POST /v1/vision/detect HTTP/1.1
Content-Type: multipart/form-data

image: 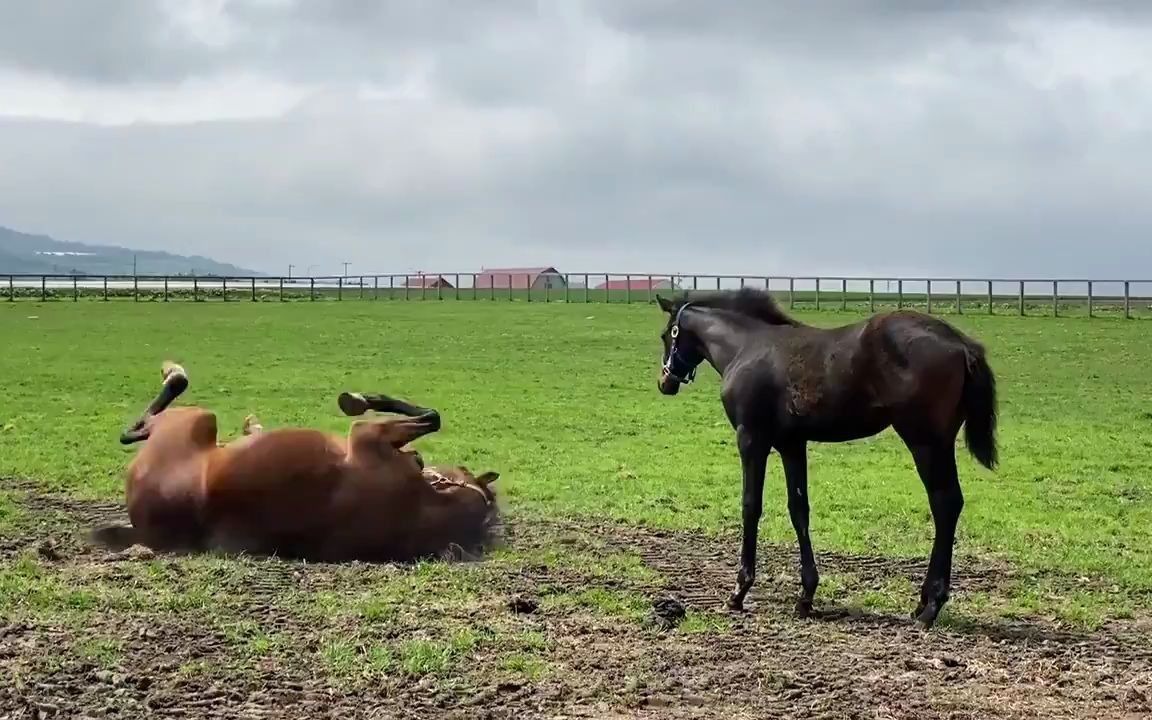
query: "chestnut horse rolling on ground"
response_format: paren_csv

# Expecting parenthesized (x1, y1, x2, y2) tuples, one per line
(92, 362, 500, 563)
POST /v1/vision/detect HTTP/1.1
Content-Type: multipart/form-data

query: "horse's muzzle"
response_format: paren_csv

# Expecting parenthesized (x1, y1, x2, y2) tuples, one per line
(658, 369, 681, 396)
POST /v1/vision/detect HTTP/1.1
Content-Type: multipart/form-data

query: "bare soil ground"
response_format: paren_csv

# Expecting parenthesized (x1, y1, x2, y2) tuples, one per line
(2, 481, 1150, 720)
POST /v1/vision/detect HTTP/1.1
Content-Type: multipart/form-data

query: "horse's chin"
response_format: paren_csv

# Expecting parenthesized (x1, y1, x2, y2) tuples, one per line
(658, 376, 681, 396)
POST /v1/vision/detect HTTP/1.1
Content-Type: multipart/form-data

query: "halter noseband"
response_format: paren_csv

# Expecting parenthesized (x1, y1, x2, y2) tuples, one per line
(662, 302, 699, 384)
(423, 468, 492, 506)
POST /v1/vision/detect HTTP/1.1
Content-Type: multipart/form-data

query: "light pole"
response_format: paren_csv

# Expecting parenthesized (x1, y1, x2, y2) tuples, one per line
(342, 262, 351, 277)
(288, 264, 295, 278)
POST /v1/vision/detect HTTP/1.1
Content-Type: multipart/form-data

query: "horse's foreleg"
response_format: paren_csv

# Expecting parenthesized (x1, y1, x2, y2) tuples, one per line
(906, 440, 964, 630)
(338, 392, 436, 420)
(779, 442, 819, 617)
(120, 362, 190, 444)
(727, 424, 771, 611)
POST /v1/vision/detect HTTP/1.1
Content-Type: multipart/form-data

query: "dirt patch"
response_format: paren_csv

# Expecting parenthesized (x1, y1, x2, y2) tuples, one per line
(2, 484, 1150, 719)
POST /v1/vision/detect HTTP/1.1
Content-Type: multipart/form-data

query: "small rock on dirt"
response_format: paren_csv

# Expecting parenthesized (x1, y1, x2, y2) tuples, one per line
(651, 597, 687, 629)
(37, 541, 62, 561)
(507, 595, 538, 614)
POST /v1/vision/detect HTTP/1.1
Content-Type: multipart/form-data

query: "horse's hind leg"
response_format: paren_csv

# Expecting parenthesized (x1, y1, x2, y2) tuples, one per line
(120, 361, 190, 444)
(900, 434, 964, 630)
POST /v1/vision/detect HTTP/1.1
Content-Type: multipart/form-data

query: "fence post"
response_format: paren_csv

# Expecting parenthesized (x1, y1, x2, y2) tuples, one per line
(1124, 281, 1131, 319)
(897, 279, 903, 309)
(422, 277, 427, 301)
(607, 274, 612, 303)
(525, 274, 530, 302)
(1087, 281, 1093, 317)
(625, 274, 631, 304)
(509, 275, 514, 302)
(648, 275, 654, 304)
(815, 279, 821, 311)
(926, 280, 932, 314)
(310, 278, 315, 301)
(841, 278, 847, 311)
(584, 274, 590, 303)
(103, 276, 108, 301)
(789, 277, 795, 308)
(693, 275, 699, 292)
(41, 275, 47, 302)
(436, 277, 442, 301)
(987, 281, 993, 315)
(869, 279, 875, 312)
(252, 277, 257, 302)
(223, 277, 228, 302)
(133, 276, 139, 302)
(564, 275, 570, 303)
(1052, 280, 1058, 317)
(73, 276, 78, 302)
(193, 277, 199, 302)
(164, 276, 169, 302)
(455, 274, 460, 301)
(1018, 281, 1025, 316)
(954, 280, 961, 314)
(7, 275, 12, 301)
(280, 277, 285, 302)
(391, 275, 396, 300)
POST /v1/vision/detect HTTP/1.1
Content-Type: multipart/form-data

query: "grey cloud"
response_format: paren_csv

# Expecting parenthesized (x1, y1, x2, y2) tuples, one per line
(0, 1, 232, 82)
(1, 1, 1151, 278)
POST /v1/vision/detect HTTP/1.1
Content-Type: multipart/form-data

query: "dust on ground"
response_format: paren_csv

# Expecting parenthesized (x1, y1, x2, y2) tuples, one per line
(1, 480, 1149, 720)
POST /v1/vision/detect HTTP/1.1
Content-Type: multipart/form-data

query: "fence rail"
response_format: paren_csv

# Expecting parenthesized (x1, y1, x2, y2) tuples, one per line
(3, 273, 1151, 319)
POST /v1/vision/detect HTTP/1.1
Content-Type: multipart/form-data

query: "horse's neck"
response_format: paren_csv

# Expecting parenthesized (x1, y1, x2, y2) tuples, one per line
(418, 489, 485, 537)
(692, 310, 758, 375)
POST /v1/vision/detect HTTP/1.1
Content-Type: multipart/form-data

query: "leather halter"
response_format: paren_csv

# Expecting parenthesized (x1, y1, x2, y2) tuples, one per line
(662, 302, 700, 384)
(423, 468, 492, 505)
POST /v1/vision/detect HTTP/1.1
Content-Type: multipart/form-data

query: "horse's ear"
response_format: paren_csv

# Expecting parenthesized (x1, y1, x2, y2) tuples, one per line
(476, 471, 499, 486)
(656, 295, 675, 313)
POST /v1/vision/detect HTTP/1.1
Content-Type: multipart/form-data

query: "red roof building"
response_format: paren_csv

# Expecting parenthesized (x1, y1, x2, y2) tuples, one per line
(403, 274, 455, 288)
(474, 267, 566, 290)
(595, 277, 675, 291)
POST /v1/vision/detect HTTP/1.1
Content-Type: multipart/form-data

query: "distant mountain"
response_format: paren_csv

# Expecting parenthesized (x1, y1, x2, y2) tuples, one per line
(0, 225, 264, 276)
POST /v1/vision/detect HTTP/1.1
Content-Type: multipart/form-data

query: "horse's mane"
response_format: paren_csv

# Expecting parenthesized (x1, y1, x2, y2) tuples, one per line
(674, 287, 804, 327)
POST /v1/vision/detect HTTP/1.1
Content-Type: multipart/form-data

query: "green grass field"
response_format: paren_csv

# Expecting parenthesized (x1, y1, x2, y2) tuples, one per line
(2, 300, 1151, 716)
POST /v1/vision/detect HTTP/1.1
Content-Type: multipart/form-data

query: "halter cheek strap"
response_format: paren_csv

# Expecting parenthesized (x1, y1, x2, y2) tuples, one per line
(424, 469, 492, 505)
(663, 302, 699, 384)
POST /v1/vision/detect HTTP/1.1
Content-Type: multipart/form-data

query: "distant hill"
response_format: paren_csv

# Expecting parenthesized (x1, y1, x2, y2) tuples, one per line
(0, 225, 264, 276)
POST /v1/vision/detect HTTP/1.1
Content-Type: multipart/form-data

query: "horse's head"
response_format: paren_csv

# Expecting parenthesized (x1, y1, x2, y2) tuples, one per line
(656, 294, 705, 396)
(423, 465, 500, 508)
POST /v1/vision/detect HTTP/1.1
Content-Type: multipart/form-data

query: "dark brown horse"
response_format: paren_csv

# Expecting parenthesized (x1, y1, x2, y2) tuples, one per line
(93, 362, 501, 563)
(655, 288, 998, 629)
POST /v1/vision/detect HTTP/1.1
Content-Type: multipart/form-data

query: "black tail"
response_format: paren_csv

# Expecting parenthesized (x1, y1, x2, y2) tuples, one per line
(961, 340, 998, 470)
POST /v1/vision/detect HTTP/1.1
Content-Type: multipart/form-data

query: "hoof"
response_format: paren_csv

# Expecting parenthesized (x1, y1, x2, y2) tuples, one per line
(337, 392, 370, 417)
(794, 599, 814, 619)
(242, 414, 263, 435)
(726, 595, 746, 612)
(913, 602, 940, 631)
(161, 361, 186, 382)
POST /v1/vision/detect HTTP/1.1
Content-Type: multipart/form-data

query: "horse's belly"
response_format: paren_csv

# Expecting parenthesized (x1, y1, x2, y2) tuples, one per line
(783, 407, 891, 443)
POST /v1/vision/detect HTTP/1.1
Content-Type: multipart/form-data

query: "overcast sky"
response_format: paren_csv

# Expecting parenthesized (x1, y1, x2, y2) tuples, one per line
(1, 1, 1151, 278)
